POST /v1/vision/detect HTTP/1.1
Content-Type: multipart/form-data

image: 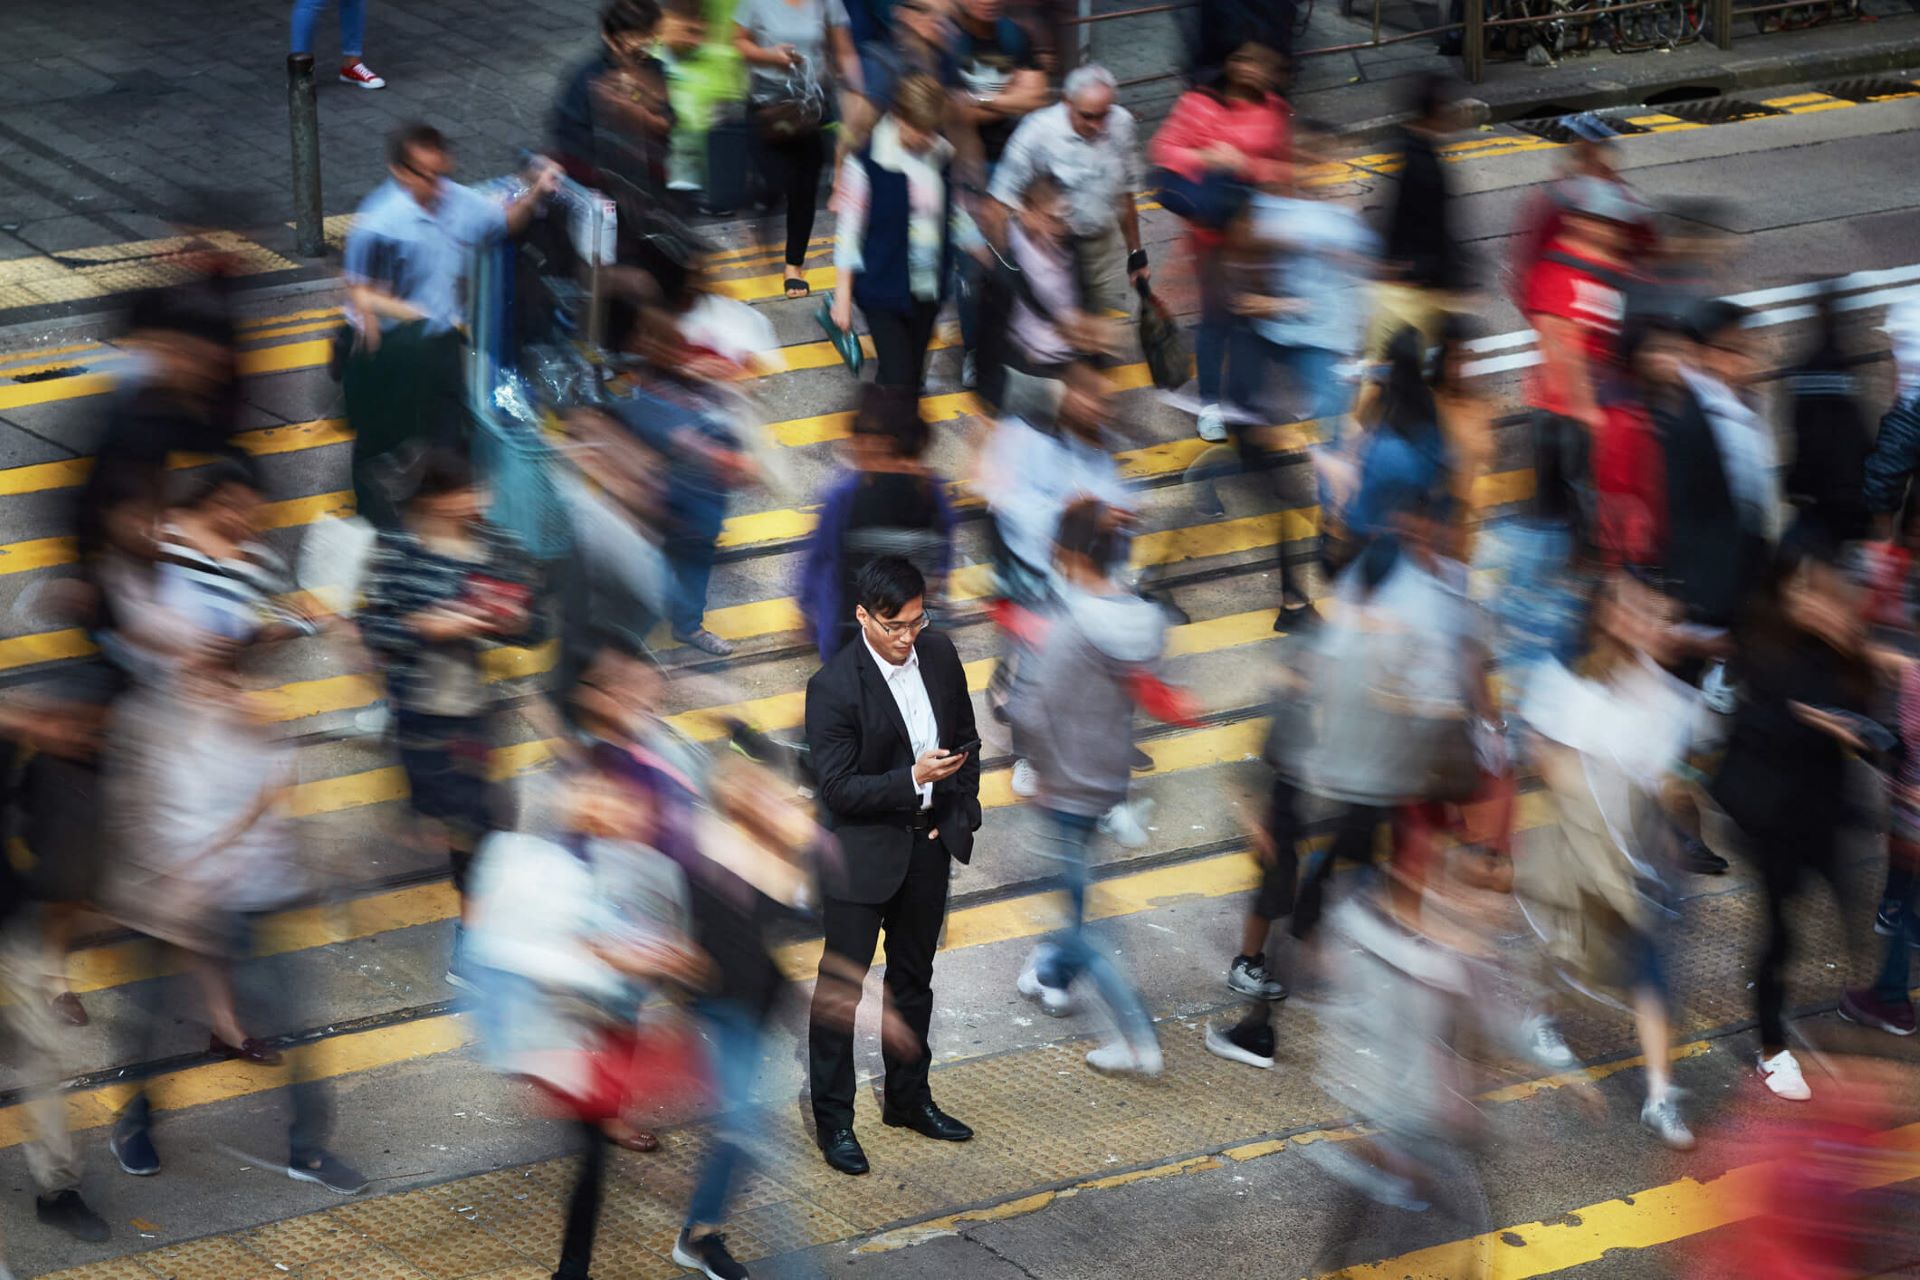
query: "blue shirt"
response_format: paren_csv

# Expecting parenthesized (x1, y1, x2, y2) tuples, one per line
(1251, 193, 1376, 355)
(344, 178, 509, 333)
(1348, 422, 1451, 539)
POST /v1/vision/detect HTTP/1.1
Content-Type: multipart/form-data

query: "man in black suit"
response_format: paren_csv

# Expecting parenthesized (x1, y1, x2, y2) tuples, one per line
(805, 556, 981, 1175)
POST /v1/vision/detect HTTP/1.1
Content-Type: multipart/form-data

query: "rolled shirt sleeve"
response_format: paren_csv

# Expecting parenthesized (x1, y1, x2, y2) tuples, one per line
(832, 154, 871, 274)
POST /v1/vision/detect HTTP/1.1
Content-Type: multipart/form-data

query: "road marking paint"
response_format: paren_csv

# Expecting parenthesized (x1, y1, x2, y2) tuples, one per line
(0, 800, 1573, 1145)
(1331, 1122, 1920, 1279)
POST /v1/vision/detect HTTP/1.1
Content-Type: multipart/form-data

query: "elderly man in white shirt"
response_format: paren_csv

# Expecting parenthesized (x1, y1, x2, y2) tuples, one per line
(989, 63, 1151, 320)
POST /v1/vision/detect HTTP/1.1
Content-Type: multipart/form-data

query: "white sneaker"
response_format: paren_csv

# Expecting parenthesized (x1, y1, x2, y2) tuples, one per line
(1196, 404, 1228, 443)
(1204, 1022, 1274, 1070)
(1086, 1039, 1163, 1076)
(1640, 1093, 1694, 1150)
(1757, 1049, 1811, 1100)
(1010, 758, 1039, 799)
(1098, 798, 1154, 849)
(1016, 959, 1074, 1016)
(1523, 1013, 1577, 1071)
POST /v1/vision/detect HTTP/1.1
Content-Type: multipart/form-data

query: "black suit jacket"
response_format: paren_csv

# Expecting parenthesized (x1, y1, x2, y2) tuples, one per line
(1658, 382, 1765, 629)
(804, 629, 981, 905)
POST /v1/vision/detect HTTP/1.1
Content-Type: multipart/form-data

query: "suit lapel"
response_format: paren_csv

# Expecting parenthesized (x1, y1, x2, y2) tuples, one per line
(857, 644, 914, 757)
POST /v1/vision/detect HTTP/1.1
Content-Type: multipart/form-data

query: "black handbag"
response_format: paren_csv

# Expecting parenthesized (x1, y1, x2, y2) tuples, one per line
(1136, 278, 1191, 391)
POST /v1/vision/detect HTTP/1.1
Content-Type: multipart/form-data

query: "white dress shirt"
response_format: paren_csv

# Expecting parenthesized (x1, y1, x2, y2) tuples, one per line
(989, 101, 1144, 239)
(865, 634, 939, 810)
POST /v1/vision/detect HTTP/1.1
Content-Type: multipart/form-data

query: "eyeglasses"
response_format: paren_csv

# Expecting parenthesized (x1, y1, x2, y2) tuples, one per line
(869, 612, 931, 637)
(1072, 107, 1111, 126)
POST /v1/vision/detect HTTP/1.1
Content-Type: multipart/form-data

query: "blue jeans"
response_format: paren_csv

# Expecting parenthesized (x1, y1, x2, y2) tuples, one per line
(666, 491, 727, 637)
(1151, 169, 1249, 231)
(1195, 244, 1231, 406)
(1227, 334, 1349, 442)
(291, 0, 365, 57)
(684, 999, 766, 1230)
(1032, 809, 1156, 1047)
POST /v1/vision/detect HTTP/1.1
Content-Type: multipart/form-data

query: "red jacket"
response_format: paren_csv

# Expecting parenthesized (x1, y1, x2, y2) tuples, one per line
(1148, 89, 1290, 188)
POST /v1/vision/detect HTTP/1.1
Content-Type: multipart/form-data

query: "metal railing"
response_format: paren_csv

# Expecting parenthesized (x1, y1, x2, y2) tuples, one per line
(1068, 0, 1862, 87)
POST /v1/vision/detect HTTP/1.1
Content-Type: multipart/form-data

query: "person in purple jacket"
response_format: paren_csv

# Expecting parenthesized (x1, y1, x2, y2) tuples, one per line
(800, 384, 956, 664)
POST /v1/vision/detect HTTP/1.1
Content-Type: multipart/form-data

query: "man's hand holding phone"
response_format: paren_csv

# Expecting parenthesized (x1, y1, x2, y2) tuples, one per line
(912, 744, 970, 787)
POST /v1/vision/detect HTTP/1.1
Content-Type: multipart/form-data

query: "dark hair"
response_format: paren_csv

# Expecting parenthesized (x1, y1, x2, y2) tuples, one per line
(1054, 497, 1123, 573)
(125, 287, 234, 347)
(1430, 311, 1477, 394)
(1403, 72, 1457, 125)
(406, 444, 478, 504)
(1685, 299, 1749, 348)
(1377, 326, 1436, 439)
(170, 457, 260, 509)
(388, 123, 449, 170)
(852, 384, 929, 458)
(602, 0, 662, 37)
(853, 555, 925, 617)
(1618, 311, 1682, 375)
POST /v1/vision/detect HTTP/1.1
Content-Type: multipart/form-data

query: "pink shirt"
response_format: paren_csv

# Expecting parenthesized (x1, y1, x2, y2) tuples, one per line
(1148, 89, 1290, 187)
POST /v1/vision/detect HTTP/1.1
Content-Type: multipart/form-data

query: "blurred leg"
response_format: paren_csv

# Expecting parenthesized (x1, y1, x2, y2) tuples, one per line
(683, 1000, 765, 1233)
(554, 1119, 608, 1280)
(1195, 244, 1230, 407)
(866, 307, 913, 388)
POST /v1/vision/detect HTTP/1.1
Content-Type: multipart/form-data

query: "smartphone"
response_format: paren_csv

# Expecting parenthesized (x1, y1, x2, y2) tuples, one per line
(946, 737, 981, 758)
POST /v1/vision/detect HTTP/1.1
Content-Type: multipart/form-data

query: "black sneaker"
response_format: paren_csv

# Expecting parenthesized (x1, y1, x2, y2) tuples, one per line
(1204, 1018, 1275, 1069)
(1874, 899, 1902, 937)
(109, 1121, 159, 1176)
(288, 1151, 368, 1195)
(673, 1229, 750, 1279)
(36, 1189, 110, 1243)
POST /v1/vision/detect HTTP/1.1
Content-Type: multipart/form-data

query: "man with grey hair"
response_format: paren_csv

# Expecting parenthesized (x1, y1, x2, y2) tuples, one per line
(990, 63, 1150, 321)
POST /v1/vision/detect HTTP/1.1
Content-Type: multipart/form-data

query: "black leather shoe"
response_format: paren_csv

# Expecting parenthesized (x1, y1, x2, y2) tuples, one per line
(883, 1100, 973, 1142)
(819, 1127, 869, 1175)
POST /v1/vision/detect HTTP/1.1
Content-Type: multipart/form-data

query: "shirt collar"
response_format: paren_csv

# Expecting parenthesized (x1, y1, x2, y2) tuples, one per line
(863, 632, 919, 682)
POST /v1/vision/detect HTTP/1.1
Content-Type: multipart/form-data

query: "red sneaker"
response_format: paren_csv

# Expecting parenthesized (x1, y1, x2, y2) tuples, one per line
(1839, 987, 1917, 1036)
(339, 60, 386, 89)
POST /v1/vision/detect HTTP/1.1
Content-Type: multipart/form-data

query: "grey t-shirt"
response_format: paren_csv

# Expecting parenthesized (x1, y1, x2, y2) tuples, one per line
(736, 0, 849, 99)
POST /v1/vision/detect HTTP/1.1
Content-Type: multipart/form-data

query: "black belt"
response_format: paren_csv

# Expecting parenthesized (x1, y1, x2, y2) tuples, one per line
(904, 810, 935, 831)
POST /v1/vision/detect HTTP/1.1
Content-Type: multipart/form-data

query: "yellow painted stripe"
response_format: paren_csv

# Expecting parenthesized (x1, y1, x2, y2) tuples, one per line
(1334, 1124, 1920, 1279)
(0, 628, 94, 669)
(237, 307, 346, 331)
(0, 1013, 476, 1150)
(33, 606, 1290, 1006)
(0, 342, 104, 369)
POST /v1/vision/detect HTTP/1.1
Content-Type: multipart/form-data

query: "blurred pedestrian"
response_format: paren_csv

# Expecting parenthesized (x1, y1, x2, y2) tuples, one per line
(360, 446, 546, 964)
(800, 384, 956, 663)
(854, 0, 954, 125)
(735, 0, 860, 297)
(829, 72, 963, 392)
(805, 556, 980, 1175)
(1713, 527, 1875, 1101)
(549, 0, 674, 192)
(1369, 74, 1467, 365)
(342, 125, 558, 529)
(1519, 571, 1708, 1148)
(1148, 39, 1288, 444)
(977, 363, 1129, 732)
(0, 697, 111, 1245)
(1781, 284, 1872, 544)
(601, 306, 760, 656)
(1505, 116, 1651, 310)
(1841, 650, 1920, 1038)
(989, 170, 1119, 417)
(991, 64, 1150, 325)
(291, 0, 385, 88)
(103, 464, 365, 1195)
(1008, 498, 1169, 1075)
(464, 767, 708, 1280)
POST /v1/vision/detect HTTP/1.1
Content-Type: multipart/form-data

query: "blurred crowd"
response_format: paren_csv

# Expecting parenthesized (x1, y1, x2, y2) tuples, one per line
(5, 1, 1920, 1275)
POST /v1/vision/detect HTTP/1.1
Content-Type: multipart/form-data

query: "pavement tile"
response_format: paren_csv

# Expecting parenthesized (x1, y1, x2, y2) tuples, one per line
(241, 1212, 380, 1269)
(294, 1245, 435, 1280)
(136, 1235, 280, 1280)
(382, 1223, 535, 1279)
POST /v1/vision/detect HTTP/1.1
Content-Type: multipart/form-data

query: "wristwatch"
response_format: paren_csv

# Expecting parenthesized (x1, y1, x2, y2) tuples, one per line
(1127, 248, 1149, 273)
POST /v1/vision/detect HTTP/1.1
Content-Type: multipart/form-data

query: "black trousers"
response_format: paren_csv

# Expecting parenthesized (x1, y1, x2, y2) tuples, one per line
(761, 130, 827, 270)
(553, 1119, 607, 1280)
(1289, 803, 1385, 941)
(808, 827, 950, 1132)
(866, 300, 941, 392)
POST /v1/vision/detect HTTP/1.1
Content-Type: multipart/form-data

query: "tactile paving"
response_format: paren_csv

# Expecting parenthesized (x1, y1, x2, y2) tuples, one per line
(49, 863, 1889, 1280)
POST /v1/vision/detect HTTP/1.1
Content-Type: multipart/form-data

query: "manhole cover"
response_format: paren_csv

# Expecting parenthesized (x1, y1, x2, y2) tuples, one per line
(1648, 97, 1785, 124)
(1818, 76, 1920, 102)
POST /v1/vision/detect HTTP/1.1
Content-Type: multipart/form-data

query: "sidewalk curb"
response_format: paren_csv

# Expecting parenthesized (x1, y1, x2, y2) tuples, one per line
(1324, 32, 1920, 144)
